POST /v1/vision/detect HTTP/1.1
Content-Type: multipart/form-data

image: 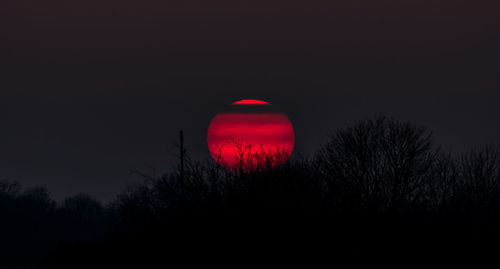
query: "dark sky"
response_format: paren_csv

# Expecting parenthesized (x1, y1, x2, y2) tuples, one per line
(1, 0, 499, 202)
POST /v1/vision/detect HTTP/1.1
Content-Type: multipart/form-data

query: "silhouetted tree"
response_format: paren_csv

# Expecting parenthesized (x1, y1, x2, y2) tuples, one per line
(459, 148, 500, 207)
(317, 117, 437, 213)
(4, 117, 500, 267)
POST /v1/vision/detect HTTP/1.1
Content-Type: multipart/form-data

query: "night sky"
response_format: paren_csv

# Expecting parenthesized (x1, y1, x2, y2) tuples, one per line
(1, 0, 499, 201)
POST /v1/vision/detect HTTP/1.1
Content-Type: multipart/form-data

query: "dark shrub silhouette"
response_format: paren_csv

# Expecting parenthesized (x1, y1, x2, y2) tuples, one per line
(2, 117, 500, 267)
(0, 184, 109, 268)
(458, 148, 500, 207)
(316, 117, 437, 213)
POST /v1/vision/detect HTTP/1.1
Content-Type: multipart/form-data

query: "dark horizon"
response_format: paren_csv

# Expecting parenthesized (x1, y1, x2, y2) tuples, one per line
(3, 117, 500, 268)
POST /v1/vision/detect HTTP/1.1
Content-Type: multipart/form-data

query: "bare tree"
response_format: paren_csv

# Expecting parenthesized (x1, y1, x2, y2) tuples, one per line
(454, 147, 500, 209)
(317, 117, 437, 213)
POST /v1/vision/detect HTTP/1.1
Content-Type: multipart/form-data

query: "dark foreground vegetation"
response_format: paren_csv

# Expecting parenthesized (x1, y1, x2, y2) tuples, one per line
(2, 117, 500, 267)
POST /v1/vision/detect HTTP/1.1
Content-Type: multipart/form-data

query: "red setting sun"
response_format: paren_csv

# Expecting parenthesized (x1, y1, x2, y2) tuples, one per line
(207, 100, 294, 170)
(232, 99, 271, 105)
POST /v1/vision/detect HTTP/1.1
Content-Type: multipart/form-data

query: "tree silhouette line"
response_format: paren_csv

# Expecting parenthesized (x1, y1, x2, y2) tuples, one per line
(2, 117, 500, 267)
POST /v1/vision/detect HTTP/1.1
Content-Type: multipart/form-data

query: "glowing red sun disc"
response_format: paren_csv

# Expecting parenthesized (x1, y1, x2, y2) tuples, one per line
(207, 100, 294, 170)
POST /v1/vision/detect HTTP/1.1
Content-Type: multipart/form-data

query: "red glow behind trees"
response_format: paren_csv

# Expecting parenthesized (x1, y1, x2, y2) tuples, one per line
(207, 101, 294, 170)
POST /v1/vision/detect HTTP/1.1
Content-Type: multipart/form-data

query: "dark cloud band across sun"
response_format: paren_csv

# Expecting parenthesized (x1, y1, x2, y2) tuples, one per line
(207, 100, 294, 169)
